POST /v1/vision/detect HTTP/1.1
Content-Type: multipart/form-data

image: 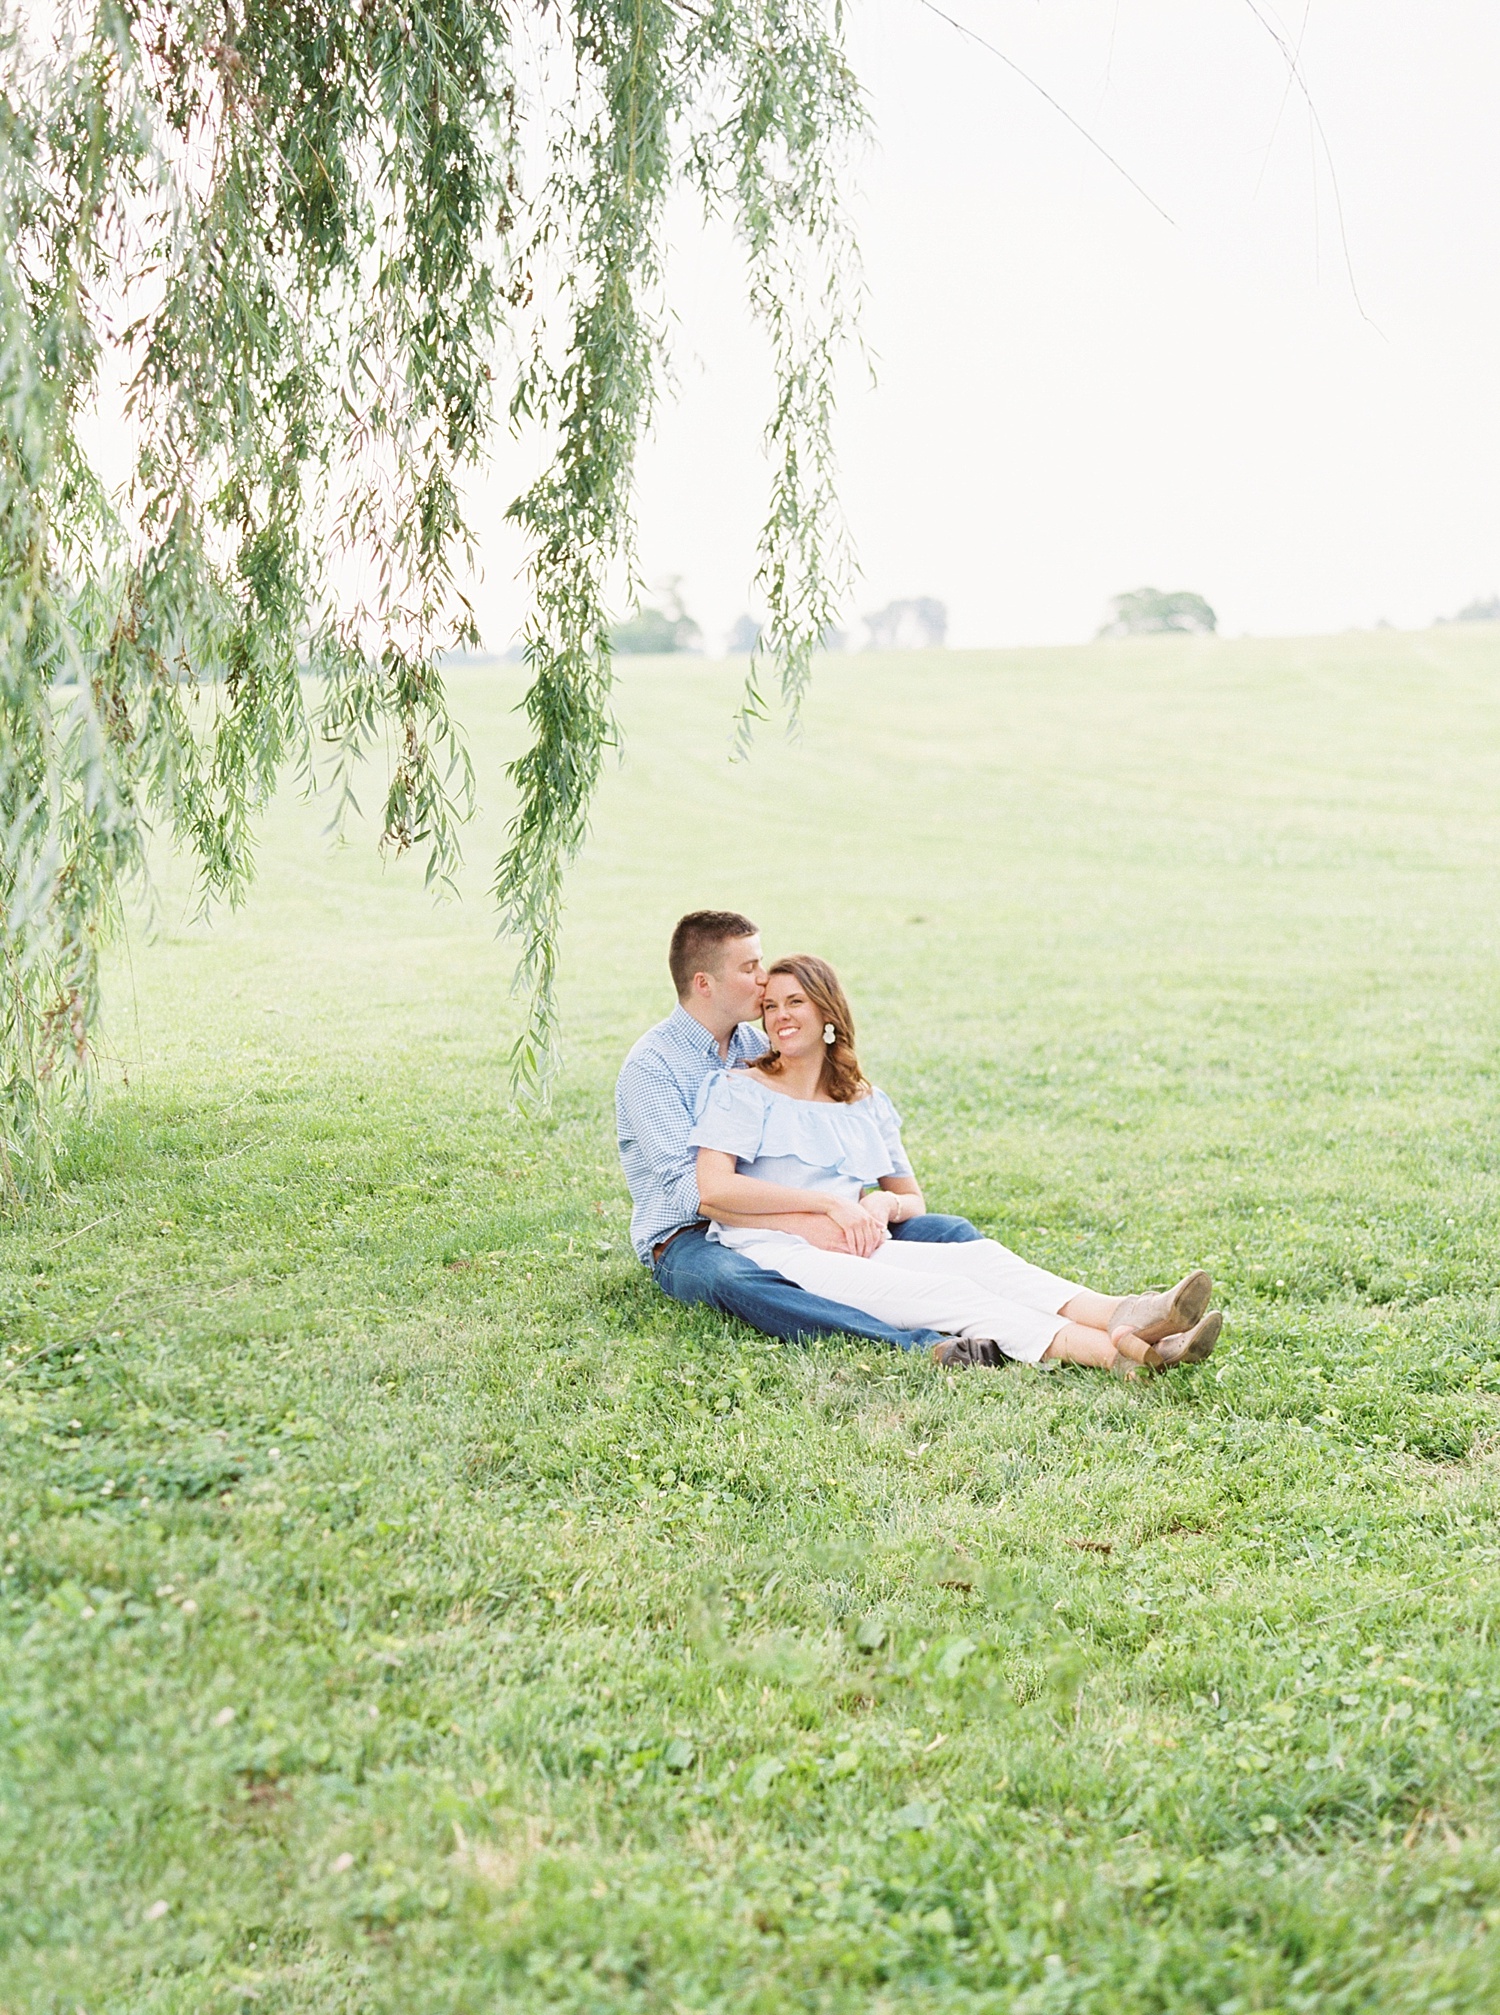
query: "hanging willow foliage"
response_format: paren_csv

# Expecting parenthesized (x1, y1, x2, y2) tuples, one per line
(0, 0, 861, 1189)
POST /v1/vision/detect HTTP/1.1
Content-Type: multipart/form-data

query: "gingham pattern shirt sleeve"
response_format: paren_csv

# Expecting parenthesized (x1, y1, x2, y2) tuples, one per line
(615, 1006, 768, 1262)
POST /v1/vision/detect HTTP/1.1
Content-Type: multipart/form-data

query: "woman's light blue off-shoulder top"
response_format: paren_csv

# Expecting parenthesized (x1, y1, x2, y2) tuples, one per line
(687, 1068, 913, 1251)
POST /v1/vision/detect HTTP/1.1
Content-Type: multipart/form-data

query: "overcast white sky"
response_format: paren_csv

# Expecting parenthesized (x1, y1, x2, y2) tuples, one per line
(463, 0, 1500, 652)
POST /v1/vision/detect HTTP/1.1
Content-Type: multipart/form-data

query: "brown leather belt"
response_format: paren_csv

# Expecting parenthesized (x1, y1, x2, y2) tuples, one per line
(652, 1223, 699, 1263)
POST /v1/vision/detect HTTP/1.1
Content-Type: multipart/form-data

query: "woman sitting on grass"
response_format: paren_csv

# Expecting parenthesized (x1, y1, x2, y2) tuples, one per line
(690, 955, 1222, 1375)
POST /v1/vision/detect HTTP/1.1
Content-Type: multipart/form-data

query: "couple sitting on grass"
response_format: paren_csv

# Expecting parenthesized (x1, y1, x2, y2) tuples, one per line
(617, 910, 1222, 1376)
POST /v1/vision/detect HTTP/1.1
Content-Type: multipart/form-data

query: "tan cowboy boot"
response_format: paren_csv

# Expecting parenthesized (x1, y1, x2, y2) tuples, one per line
(1108, 1270, 1212, 1347)
(1150, 1310, 1222, 1369)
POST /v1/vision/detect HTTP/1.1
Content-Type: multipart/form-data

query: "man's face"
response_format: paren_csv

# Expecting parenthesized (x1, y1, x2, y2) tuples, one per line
(702, 934, 766, 1024)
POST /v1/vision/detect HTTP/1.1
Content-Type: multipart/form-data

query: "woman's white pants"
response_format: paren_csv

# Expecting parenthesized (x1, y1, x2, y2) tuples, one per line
(735, 1235, 1084, 1362)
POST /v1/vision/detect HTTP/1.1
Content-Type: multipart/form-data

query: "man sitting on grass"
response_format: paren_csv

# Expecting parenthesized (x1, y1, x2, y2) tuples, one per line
(615, 909, 982, 1347)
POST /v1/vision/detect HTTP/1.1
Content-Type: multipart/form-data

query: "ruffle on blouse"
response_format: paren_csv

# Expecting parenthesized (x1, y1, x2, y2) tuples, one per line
(689, 1069, 912, 1182)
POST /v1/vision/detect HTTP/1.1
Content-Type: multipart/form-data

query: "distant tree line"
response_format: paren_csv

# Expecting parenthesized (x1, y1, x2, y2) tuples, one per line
(610, 581, 703, 655)
(653, 578, 1499, 658)
(727, 597, 947, 653)
(863, 597, 947, 649)
(1442, 595, 1500, 624)
(1099, 587, 1218, 637)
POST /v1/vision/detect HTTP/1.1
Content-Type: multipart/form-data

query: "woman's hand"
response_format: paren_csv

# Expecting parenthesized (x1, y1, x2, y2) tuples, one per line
(860, 1189, 902, 1230)
(825, 1197, 889, 1257)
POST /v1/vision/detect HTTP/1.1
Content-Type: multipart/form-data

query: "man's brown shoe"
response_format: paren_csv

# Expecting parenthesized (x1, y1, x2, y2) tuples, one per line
(932, 1336, 1003, 1369)
(1108, 1270, 1212, 1346)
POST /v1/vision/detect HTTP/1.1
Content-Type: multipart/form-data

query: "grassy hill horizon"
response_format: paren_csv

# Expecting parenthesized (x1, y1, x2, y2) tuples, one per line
(444, 612, 1500, 670)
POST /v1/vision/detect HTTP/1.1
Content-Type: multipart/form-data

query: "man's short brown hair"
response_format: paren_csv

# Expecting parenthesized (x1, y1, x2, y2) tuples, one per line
(669, 910, 758, 999)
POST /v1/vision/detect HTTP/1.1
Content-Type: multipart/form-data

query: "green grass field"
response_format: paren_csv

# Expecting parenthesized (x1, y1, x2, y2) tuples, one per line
(6, 627, 1500, 2013)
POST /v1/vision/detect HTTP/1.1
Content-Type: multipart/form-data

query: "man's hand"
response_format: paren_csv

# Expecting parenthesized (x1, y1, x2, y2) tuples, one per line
(825, 1197, 889, 1258)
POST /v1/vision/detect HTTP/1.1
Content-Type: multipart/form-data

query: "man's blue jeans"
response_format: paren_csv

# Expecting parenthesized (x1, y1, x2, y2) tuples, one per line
(650, 1215, 983, 1351)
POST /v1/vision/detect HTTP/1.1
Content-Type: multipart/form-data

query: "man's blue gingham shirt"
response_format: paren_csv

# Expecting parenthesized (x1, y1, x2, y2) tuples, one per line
(617, 1005, 769, 1262)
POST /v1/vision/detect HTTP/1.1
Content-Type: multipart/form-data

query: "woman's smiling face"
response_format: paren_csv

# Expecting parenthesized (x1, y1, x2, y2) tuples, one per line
(762, 972, 822, 1058)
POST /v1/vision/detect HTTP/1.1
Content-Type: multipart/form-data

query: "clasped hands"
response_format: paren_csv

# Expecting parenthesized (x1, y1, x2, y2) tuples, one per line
(824, 1190, 899, 1258)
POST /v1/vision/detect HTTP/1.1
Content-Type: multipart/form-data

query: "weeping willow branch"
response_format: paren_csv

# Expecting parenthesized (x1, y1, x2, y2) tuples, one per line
(496, 0, 863, 1083)
(0, 0, 862, 1183)
(494, 0, 675, 1091)
(718, 4, 863, 752)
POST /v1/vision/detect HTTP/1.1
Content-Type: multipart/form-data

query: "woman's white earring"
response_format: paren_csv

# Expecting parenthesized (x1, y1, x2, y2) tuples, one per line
(823, 1022, 836, 1046)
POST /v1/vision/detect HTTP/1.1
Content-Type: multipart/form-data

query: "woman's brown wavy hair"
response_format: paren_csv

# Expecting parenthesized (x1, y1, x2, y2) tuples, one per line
(750, 954, 870, 1104)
